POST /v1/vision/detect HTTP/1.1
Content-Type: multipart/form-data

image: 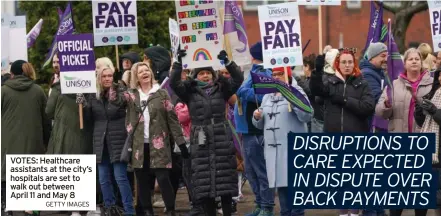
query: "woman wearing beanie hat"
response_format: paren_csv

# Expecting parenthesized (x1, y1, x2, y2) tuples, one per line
(2, 60, 51, 216)
(170, 49, 244, 216)
(252, 66, 311, 216)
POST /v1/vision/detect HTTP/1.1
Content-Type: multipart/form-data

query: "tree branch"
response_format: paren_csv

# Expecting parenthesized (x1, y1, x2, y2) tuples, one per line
(406, 1, 428, 16)
(375, 1, 397, 14)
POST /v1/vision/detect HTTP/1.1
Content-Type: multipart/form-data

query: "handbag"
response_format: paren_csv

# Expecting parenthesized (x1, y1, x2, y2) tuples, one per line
(120, 101, 148, 163)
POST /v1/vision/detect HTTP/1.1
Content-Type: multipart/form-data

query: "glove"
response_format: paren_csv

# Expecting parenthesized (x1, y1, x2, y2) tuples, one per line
(177, 46, 187, 63)
(76, 93, 86, 104)
(330, 94, 347, 105)
(179, 144, 190, 159)
(314, 54, 326, 74)
(421, 99, 437, 115)
(217, 50, 229, 65)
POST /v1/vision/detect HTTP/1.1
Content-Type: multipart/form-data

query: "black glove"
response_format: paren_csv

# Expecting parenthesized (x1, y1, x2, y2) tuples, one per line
(421, 99, 437, 115)
(179, 144, 190, 159)
(314, 54, 326, 73)
(217, 50, 229, 65)
(76, 93, 86, 104)
(177, 46, 187, 63)
(330, 94, 347, 105)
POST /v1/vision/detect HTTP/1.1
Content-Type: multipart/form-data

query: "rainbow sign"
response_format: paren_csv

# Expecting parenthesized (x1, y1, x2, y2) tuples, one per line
(193, 48, 213, 61)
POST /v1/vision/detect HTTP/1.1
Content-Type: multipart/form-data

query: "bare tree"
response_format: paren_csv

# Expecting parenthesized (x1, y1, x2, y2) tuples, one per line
(376, 1, 428, 53)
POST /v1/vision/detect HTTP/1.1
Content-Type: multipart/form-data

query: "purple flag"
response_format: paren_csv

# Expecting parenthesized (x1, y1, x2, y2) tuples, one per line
(251, 73, 312, 113)
(160, 77, 175, 98)
(57, 7, 63, 21)
(27, 19, 43, 48)
(385, 19, 404, 101)
(223, 0, 248, 53)
(43, 2, 75, 68)
(363, 1, 384, 59)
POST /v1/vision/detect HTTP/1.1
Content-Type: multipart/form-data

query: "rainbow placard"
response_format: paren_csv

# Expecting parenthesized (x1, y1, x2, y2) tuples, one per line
(175, 0, 224, 69)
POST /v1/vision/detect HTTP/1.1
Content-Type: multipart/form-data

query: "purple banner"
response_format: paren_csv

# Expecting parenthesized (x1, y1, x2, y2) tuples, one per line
(363, 1, 383, 55)
(224, 0, 248, 53)
(57, 34, 96, 72)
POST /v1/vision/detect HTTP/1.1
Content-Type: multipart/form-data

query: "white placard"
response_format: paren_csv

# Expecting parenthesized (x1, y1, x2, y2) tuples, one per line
(428, 0, 441, 52)
(2, 14, 10, 72)
(175, 0, 224, 69)
(169, 18, 180, 62)
(6, 155, 96, 211)
(92, 0, 138, 46)
(258, 2, 303, 68)
(9, 16, 27, 62)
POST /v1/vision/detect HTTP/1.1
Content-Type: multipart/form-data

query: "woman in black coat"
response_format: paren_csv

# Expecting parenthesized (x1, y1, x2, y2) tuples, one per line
(170, 50, 244, 216)
(80, 58, 134, 216)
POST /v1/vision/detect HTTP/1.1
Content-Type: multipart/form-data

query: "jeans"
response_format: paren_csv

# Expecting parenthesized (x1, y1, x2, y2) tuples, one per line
(98, 148, 134, 215)
(278, 187, 304, 216)
(311, 118, 324, 133)
(363, 209, 385, 216)
(242, 134, 275, 208)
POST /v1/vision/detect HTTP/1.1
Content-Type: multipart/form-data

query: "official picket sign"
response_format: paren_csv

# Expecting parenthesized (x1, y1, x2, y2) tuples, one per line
(92, 0, 138, 46)
(258, 2, 303, 68)
(56, 34, 97, 94)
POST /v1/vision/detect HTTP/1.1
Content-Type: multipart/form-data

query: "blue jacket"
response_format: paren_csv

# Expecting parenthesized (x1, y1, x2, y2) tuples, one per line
(360, 59, 388, 130)
(234, 64, 272, 134)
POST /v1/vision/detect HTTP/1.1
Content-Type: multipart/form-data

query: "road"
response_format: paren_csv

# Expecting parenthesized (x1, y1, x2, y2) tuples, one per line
(6, 183, 438, 216)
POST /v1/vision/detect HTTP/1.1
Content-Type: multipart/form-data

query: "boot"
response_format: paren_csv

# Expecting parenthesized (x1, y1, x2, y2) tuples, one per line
(165, 210, 176, 216)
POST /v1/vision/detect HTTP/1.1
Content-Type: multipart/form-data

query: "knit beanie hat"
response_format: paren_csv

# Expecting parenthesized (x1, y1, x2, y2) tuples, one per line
(366, 42, 387, 61)
(250, 42, 263, 62)
(192, 67, 216, 79)
(273, 67, 292, 77)
(10, 60, 27, 76)
(324, 49, 339, 74)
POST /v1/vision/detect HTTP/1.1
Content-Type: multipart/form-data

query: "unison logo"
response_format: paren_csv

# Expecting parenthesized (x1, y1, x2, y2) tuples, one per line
(64, 75, 92, 88)
(268, 6, 289, 16)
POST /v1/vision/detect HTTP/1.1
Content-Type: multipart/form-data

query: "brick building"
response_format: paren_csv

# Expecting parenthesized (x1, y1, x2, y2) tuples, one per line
(239, 0, 432, 58)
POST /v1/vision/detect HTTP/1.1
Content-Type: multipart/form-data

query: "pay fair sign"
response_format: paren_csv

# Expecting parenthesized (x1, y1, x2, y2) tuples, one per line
(428, 0, 441, 52)
(258, 2, 303, 68)
(57, 34, 97, 94)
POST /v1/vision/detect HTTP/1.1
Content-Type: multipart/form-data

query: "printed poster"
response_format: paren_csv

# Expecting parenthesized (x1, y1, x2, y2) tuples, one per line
(92, 0, 138, 46)
(57, 34, 97, 94)
(169, 18, 180, 62)
(175, 0, 224, 69)
(428, 0, 441, 52)
(9, 16, 27, 62)
(2, 15, 10, 72)
(258, 2, 303, 68)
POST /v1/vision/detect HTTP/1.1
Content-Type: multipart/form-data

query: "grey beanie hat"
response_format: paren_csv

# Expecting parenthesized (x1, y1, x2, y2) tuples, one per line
(366, 42, 388, 61)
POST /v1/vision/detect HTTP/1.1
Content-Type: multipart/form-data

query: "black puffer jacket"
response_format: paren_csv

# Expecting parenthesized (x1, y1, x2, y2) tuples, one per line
(170, 61, 243, 201)
(310, 55, 375, 132)
(144, 46, 171, 84)
(87, 83, 128, 163)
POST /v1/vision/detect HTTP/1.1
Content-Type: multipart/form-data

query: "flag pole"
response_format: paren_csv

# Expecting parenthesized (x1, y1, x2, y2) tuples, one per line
(284, 67, 292, 112)
(318, 5, 323, 54)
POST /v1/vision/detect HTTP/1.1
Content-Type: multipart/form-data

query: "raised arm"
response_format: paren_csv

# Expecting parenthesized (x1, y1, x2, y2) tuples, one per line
(310, 54, 329, 97)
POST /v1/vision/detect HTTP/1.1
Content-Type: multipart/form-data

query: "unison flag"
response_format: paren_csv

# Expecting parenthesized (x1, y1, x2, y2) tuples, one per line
(223, 0, 248, 53)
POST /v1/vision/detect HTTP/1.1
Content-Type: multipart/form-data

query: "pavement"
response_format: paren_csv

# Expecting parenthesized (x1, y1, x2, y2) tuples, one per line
(5, 182, 438, 216)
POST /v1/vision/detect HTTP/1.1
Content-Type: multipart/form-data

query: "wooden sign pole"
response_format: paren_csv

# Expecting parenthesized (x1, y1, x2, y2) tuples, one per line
(318, 5, 323, 54)
(79, 104, 83, 129)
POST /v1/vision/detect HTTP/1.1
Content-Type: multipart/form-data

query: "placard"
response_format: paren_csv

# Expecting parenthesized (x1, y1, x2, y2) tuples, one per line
(9, 16, 27, 62)
(175, 0, 224, 69)
(258, 2, 303, 68)
(2, 15, 10, 72)
(169, 18, 180, 62)
(57, 34, 97, 94)
(428, 0, 441, 52)
(92, 0, 138, 46)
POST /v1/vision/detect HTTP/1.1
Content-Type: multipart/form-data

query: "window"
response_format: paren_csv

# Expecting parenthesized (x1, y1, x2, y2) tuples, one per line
(346, 0, 361, 9)
(14, 1, 25, 16)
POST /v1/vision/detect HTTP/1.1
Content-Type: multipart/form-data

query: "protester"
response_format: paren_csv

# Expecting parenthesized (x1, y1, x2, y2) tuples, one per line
(360, 42, 389, 134)
(311, 48, 375, 216)
(1, 60, 51, 216)
(234, 42, 275, 216)
(124, 62, 188, 216)
(253, 66, 311, 216)
(415, 70, 441, 216)
(49, 53, 60, 96)
(79, 57, 134, 216)
(418, 43, 432, 61)
(170, 49, 243, 216)
(119, 51, 141, 86)
(296, 53, 319, 132)
(436, 52, 441, 69)
(376, 48, 433, 134)
(423, 53, 437, 72)
(143, 46, 172, 84)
